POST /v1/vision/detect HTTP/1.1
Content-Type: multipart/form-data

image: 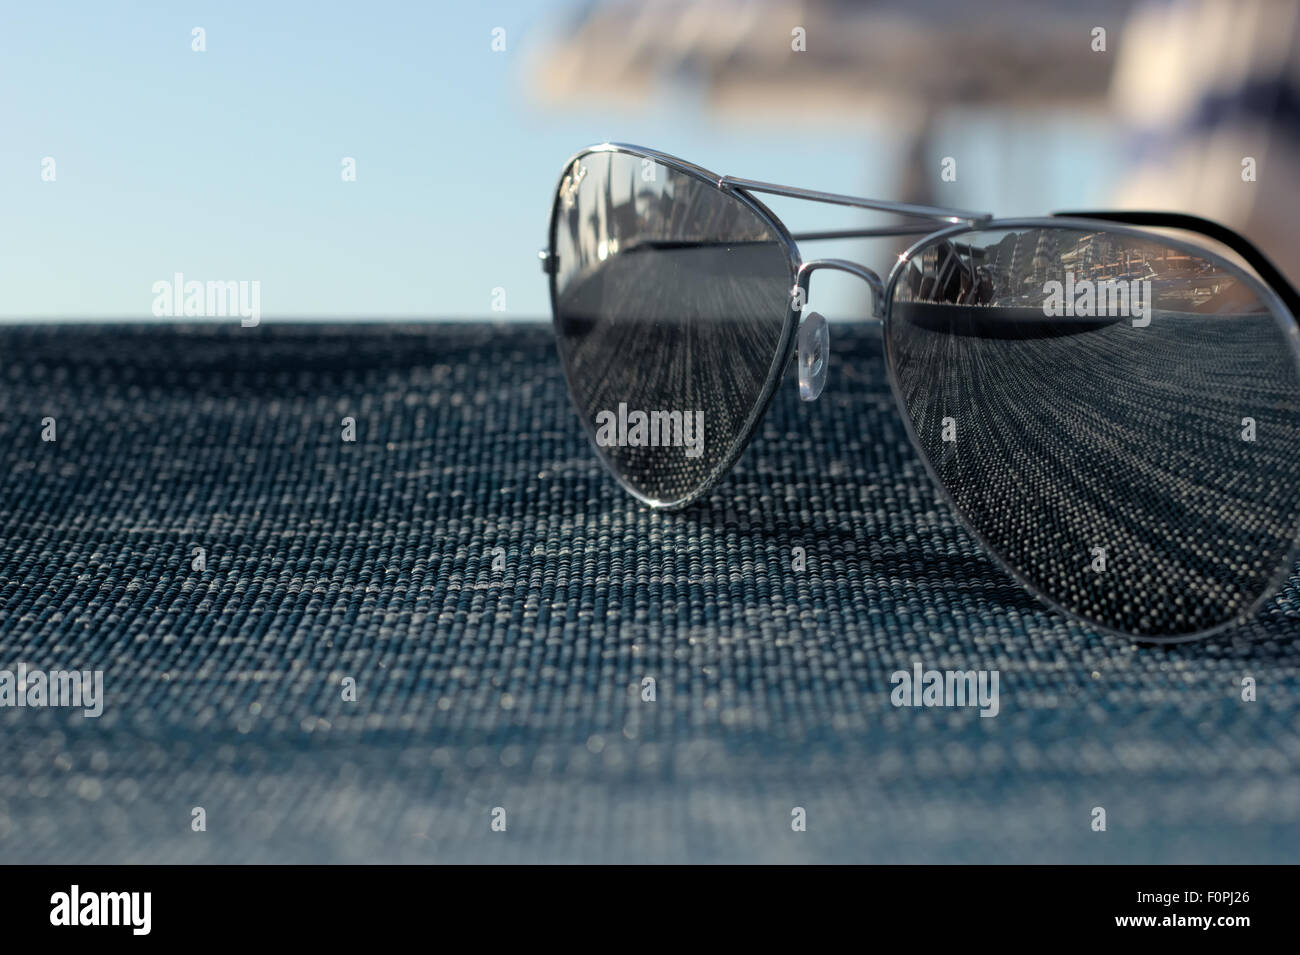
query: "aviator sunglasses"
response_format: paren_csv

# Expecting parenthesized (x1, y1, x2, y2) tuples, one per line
(542, 143, 1300, 641)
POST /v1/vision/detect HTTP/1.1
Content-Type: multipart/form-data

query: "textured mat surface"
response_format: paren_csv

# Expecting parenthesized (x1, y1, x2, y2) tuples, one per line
(0, 321, 1297, 863)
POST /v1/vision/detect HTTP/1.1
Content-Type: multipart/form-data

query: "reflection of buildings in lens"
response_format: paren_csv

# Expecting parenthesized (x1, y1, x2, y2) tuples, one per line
(900, 228, 1252, 314)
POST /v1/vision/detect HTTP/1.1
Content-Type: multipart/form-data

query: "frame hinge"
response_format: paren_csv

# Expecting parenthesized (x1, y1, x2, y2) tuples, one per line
(538, 249, 558, 274)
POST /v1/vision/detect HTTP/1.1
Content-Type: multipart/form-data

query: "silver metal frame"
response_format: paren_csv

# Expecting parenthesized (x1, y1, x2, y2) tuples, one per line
(544, 143, 1300, 641)
(719, 175, 991, 225)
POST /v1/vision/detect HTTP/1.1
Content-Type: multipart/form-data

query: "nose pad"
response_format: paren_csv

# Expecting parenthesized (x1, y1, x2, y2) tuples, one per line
(797, 311, 828, 401)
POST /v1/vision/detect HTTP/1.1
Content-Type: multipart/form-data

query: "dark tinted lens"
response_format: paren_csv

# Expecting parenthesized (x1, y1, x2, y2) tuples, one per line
(550, 150, 794, 505)
(888, 225, 1300, 638)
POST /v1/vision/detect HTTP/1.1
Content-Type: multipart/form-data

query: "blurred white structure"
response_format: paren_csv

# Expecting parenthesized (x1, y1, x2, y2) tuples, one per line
(529, 0, 1134, 204)
(1109, 0, 1300, 282)
(531, 0, 1300, 285)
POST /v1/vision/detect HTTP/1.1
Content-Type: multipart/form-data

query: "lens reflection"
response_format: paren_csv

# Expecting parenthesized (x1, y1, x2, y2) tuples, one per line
(550, 150, 794, 505)
(888, 226, 1300, 638)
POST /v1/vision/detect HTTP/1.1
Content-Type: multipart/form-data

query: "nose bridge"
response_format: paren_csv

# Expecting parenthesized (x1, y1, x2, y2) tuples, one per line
(796, 259, 885, 320)
(790, 258, 886, 404)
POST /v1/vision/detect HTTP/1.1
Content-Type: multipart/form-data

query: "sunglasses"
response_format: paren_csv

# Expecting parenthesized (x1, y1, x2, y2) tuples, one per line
(542, 143, 1300, 642)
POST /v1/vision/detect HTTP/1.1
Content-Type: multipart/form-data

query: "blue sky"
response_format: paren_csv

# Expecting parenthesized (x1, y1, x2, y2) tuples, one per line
(0, 1, 1121, 320)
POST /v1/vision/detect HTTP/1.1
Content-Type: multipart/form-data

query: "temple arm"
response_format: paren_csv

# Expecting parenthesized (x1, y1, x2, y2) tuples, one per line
(792, 225, 946, 240)
(721, 176, 992, 224)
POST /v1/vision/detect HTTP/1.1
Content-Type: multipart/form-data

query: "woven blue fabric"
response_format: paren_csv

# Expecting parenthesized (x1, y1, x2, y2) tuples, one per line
(0, 322, 1296, 863)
